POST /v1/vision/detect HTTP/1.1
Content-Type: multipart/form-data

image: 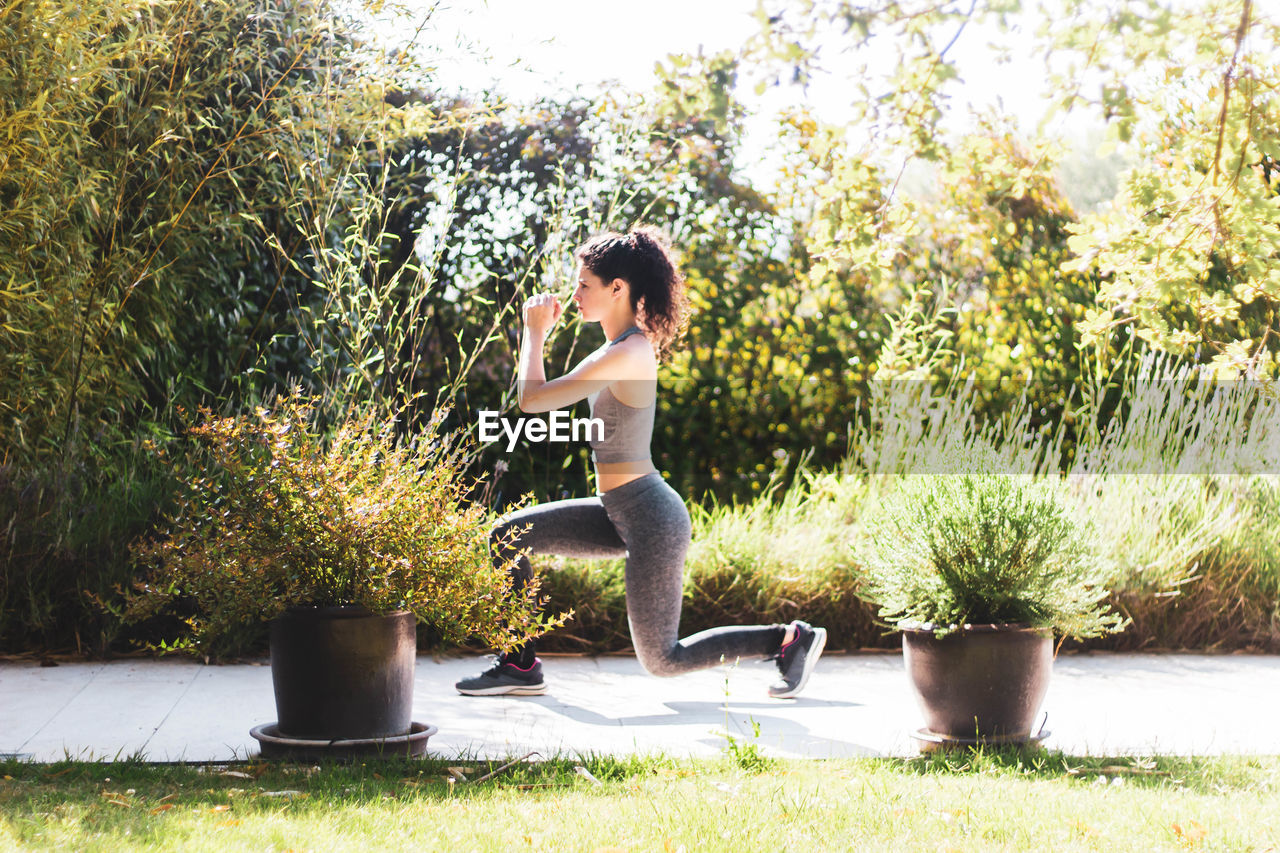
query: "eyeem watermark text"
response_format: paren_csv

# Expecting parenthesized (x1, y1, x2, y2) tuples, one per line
(478, 410, 603, 452)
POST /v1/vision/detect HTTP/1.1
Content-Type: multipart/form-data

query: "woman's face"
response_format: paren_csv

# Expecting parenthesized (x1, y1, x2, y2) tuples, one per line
(571, 263, 615, 322)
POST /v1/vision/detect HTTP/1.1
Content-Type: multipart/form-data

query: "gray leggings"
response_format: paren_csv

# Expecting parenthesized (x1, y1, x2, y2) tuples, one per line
(493, 472, 785, 676)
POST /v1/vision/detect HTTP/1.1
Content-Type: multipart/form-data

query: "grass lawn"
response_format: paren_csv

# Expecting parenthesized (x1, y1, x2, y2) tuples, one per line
(1, 751, 1276, 851)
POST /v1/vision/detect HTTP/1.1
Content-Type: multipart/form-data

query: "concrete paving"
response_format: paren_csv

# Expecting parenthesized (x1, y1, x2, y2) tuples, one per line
(2, 652, 1278, 762)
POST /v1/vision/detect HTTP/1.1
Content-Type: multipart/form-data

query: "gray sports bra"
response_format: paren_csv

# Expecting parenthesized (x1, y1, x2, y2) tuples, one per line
(587, 326, 655, 464)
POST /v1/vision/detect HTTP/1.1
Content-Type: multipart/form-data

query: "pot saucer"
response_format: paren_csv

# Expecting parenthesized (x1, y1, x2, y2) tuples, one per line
(250, 721, 437, 760)
(910, 727, 1051, 753)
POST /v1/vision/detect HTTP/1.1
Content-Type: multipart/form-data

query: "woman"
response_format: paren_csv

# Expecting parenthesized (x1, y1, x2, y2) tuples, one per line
(456, 226, 826, 698)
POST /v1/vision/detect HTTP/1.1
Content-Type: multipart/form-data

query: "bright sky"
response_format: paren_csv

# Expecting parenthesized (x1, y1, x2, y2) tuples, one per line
(392, 0, 1054, 127)
(366, 0, 1066, 197)
(419, 0, 764, 101)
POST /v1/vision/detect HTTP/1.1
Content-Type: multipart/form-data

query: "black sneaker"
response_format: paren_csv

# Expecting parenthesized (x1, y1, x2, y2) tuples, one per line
(767, 621, 827, 699)
(455, 656, 547, 696)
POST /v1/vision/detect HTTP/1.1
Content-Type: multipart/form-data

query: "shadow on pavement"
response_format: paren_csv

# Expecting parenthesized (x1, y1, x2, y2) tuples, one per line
(524, 697, 883, 758)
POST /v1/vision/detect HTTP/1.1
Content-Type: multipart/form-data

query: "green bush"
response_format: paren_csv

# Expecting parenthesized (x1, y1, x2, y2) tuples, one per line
(0, 449, 171, 654)
(124, 394, 565, 658)
(856, 465, 1127, 639)
(0, 0, 376, 464)
(0, 0, 434, 652)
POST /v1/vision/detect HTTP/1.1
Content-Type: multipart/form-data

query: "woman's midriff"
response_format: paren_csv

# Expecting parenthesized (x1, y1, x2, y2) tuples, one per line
(595, 459, 658, 494)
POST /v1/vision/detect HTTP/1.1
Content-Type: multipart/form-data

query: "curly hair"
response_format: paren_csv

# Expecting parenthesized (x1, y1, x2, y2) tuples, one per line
(574, 225, 690, 358)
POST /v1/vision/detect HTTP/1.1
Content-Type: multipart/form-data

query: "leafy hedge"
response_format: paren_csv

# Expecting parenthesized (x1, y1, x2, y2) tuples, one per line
(0, 0, 367, 463)
(0, 0, 384, 648)
(531, 386, 1280, 656)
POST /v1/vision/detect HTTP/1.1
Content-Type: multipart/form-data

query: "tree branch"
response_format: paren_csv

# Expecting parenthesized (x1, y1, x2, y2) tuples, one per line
(1210, 0, 1252, 188)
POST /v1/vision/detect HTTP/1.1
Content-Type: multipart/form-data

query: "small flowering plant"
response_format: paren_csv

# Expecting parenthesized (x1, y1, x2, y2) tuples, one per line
(126, 393, 562, 655)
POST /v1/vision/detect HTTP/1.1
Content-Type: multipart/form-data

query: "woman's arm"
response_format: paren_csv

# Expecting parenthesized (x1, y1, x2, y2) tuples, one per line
(518, 334, 642, 413)
(516, 292, 648, 413)
(517, 324, 550, 401)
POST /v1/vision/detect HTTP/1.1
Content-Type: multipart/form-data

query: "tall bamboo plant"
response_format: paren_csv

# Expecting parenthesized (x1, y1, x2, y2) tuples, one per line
(4, 0, 384, 649)
(0, 0, 558, 650)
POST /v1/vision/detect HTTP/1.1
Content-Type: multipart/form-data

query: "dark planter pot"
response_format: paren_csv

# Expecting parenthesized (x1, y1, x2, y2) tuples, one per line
(269, 606, 416, 740)
(902, 623, 1053, 742)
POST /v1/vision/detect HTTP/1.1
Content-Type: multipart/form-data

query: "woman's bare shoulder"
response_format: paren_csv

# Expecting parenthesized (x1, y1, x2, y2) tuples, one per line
(607, 339, 658, 407)
(619, 330, 656, 355)
(618, 333, 658, 370)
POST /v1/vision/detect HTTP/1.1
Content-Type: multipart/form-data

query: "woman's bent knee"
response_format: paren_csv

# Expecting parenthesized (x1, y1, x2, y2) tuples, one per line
(634, 645, 684, 678)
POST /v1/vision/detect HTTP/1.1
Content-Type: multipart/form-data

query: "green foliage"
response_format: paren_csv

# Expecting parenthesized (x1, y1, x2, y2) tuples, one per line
(125, 394, 565, 656)
(726, 0, 1280, 386)
(0, 0, 523, 651)
(336, 94, 601, 413)
(719, 717, 775, 774)
(7, 0, 1280, 658)
(0, 0, 379, 464)
(660, 247, 879, 504)
(904, 129, 1112, 432)
(1059, 354, 1280, 650)
(1049, 0, 1280, 373)
(857, 463, 1128, 639)
(0, 0, 385, 652)
(651, 17, 1110, 493)
(0, 445, 172, 654)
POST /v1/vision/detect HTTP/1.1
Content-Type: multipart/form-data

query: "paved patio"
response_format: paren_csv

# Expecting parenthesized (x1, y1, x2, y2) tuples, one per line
(2, 652, 1278, 762)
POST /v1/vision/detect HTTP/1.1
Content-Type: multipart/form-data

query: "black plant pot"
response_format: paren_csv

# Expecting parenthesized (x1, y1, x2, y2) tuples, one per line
(269, 606, 416, 740)
(902, 623, 1053, 743)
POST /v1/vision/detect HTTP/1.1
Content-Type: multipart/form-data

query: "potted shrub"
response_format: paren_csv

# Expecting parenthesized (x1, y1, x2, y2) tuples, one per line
(856, 465, 1128, 747)
(125, 393, 560, 755)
